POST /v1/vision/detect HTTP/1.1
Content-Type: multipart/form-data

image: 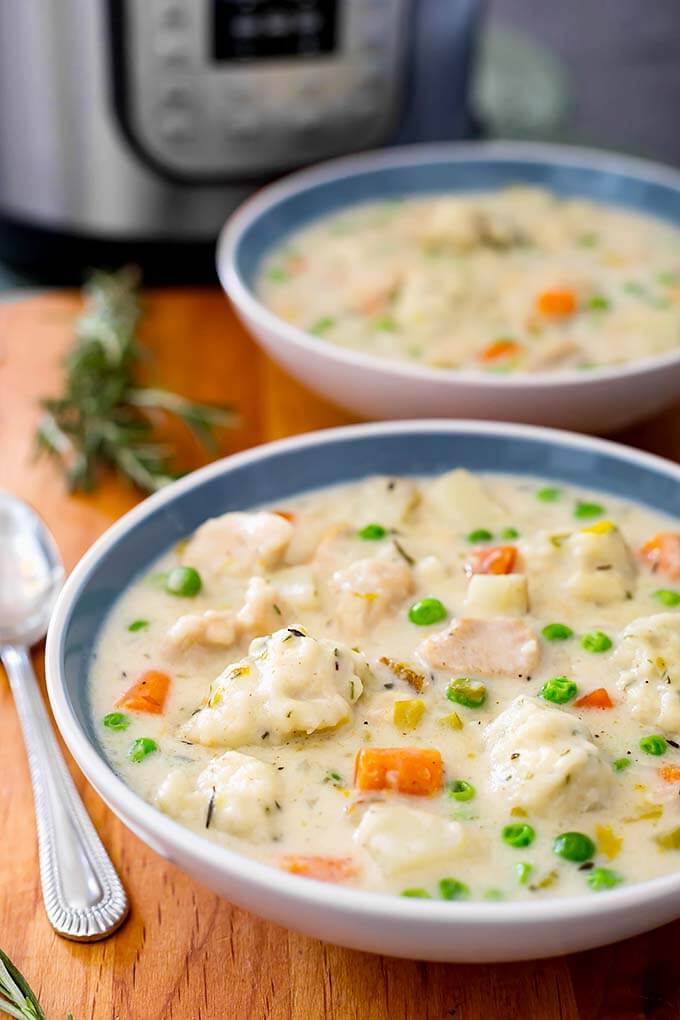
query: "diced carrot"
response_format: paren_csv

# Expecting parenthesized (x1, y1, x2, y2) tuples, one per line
(478, 339, 523, 363)
(273, 509, 296, 523)
(639, 532, 680, 580)
(354, 747, 443, 796)
(286, 255, 307, 275)
(659, 765, 680, 783)
(279, 855, 359, 883)
(117, 670, 170, 714)
(536, 289, 577, 317)
(574, 687, 614, 709)
(465, 545, 517, 576)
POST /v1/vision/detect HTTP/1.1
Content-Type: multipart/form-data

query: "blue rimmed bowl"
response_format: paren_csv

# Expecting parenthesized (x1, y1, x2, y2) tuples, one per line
(218, 141, 680, 433)
(46, 420, 680, 962)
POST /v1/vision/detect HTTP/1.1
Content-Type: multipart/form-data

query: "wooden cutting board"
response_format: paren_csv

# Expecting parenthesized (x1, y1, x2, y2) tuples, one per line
(2, 288, 680, 1020)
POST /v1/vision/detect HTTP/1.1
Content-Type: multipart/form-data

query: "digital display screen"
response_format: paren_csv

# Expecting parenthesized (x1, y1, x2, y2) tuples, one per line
(213, 1, 338, 61)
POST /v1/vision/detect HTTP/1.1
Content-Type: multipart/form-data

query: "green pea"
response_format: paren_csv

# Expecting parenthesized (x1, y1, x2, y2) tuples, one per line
(541, 622, 573, 641)
(516, 862, 533, 885)
(266, 266, 289, 283)
(612, 757, 632, 772)
(128, 737, 158, 763)
(536, 487, 561, 502)
(446, 780, 475, 802)
(578, 232, 599, 247)
(446, 678, 486, 709)
(358, 523, 387, 540)
(574, 501, 605, 519)
(467, 528, 493, 543)
(373, 315, 397, 332)
(483, 889, 504, 901)
(401, 888, 431, 898)
(639, 734, 667, 756)
(103, 712, 130, 732)
(165, 565, 202, 598)
(588, 295, 611, 311)
(500, 527, 519, 539)
(127, 619, 149, 632)
(540, 676, 578, 705)
(581, 630, 613, 653)
(587, 867, 623, 892)
(553, 831, 595, 863)
(408, 598, 447, 626)
(658, 271, 678, 287)
(309, 316, 335, 336)
(502, 823, 535, 849)
(654, 589, 680, 608)
(438, 877, 469, 901)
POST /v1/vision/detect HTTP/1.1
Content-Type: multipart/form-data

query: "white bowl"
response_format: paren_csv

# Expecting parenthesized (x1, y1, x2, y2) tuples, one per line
(218, 142, 680, 433)
(46, 420, 680, 961)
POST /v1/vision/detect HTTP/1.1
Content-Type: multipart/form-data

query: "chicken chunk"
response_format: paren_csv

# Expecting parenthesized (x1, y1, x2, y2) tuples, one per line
(484, 696, 613, 815)
(166, 577, 284, 651)
(328, 556, 414, 635)
(354, 804, 464, 875)
(181, 511, 292, 583)
(181, 627, 367, 748)
(419, 617, 539, 678)
(616, 613, 680, 732)
(155, 751, 280, 840)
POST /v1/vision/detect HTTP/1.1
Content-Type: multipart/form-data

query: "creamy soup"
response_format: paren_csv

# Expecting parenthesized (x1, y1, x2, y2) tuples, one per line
(91, 470, 680, 902)
(257, 188, 680, 373)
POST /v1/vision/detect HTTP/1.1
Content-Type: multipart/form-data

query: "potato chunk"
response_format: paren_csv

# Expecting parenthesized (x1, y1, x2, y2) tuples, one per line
(422, 468, 508, 532)
(566, 524, 636, 604)
(354, 804, 464, 875)
(463, 574, 529, 617)
(181, 627, 367, 747)
(484, 696, 612, 814)
(181, 511, 292, 582)
(155, 751, 280, 840)
(616, 613, 680, 731)
(419, 617, 539, 678)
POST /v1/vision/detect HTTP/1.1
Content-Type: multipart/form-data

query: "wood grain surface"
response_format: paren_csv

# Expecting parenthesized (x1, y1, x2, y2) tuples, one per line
(2, 288, 680, 1020)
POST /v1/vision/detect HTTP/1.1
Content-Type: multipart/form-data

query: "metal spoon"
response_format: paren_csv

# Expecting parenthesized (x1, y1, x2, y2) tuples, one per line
(0, 491, 128, 940)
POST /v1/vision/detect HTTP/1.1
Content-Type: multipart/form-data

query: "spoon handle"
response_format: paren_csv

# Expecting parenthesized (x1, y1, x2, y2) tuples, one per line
(2, 645, 129, 940)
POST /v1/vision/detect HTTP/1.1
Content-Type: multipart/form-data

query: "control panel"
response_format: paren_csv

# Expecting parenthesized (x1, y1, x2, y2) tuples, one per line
(114, 0, 410, 181)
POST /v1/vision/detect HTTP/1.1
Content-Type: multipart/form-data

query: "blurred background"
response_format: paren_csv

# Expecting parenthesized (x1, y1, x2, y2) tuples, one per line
(0, 0, 678, 289)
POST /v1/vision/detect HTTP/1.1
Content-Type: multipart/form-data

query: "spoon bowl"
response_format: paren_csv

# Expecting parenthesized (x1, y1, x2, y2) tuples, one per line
(0, 491, 64, 646)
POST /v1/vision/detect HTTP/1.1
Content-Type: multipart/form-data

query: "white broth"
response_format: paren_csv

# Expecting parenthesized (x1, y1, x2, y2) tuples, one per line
(257, 188, 680, 373)
(90, 470, 680, 901)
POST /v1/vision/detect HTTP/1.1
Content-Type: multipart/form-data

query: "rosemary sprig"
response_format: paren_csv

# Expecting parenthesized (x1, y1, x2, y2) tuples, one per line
(0, 949, 46, 1020)
(36, 267, 236, 493)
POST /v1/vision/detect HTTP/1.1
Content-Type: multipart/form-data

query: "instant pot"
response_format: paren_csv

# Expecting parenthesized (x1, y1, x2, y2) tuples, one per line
(0, 0, 480, 281)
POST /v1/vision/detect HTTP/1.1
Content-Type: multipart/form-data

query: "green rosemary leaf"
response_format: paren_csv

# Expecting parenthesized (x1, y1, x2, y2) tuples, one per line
(0, 949, 47, 1020)
(36, 268, 236, 493)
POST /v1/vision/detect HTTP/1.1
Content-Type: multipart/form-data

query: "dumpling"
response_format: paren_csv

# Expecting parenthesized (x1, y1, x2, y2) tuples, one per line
(155, 751, 280, 840)
(181, 511, 292, 583)
(483, 695, 612, 815)
(181, 627, 367, 748)
(616, 613, 680, 731)
(354, 804, 465, 875)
